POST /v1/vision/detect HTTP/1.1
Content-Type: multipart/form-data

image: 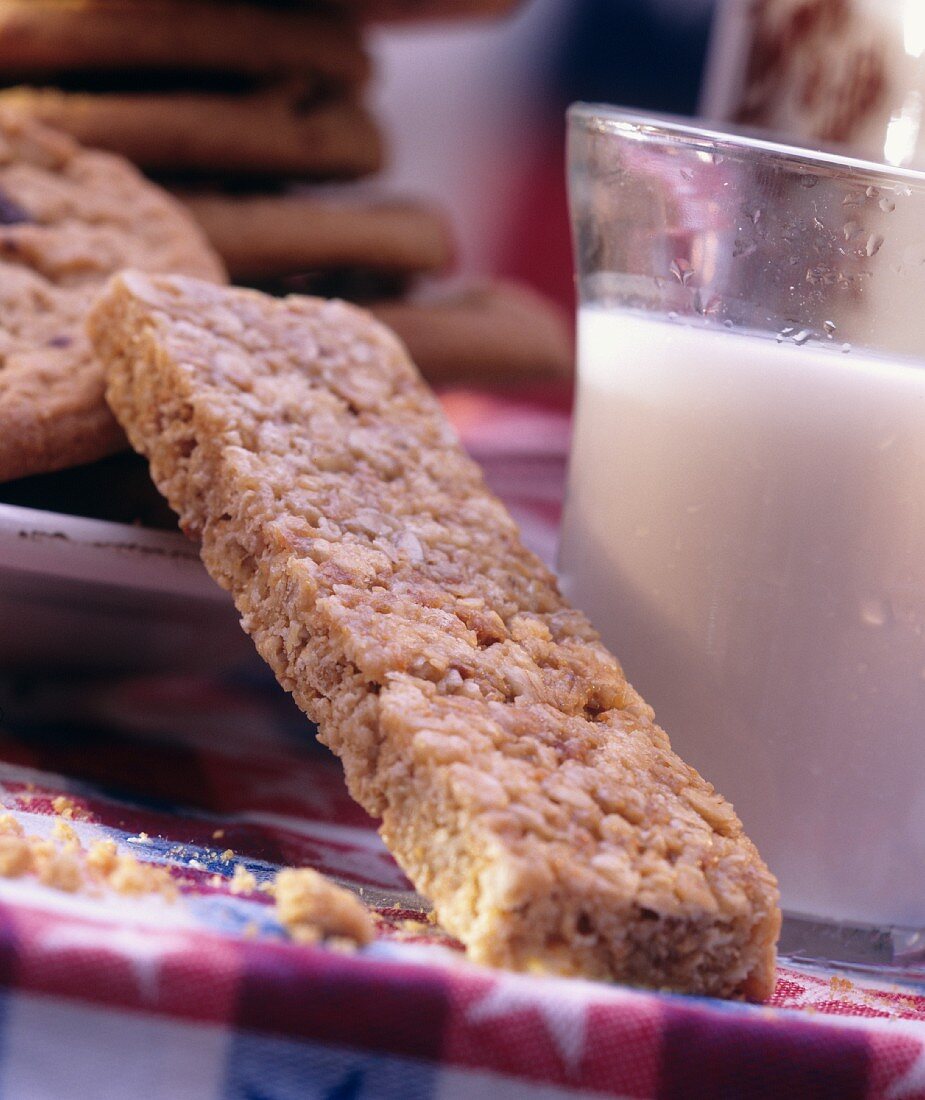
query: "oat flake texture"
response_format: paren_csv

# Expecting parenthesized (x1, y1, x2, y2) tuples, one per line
(90, 272, 780, 1000)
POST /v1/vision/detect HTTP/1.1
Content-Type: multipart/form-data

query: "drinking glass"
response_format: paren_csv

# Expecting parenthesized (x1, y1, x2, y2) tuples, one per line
(562, 104, 925, 971)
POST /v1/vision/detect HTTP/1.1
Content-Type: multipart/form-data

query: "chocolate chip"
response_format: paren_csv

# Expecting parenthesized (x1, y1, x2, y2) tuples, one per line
(47, 335, 72, 349)
(0, 187, 33, 226)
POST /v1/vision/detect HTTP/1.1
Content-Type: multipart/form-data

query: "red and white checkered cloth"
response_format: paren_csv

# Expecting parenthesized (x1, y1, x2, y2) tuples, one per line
(0, 386, 923, 1099)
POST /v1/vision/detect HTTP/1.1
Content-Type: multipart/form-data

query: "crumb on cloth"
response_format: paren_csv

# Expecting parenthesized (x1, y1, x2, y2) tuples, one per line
(275, 867, 375, 948)
(229, 864, 258, 895)
(52, 819, 78, 844)
(0, 815, 177, 901)
(51, 795, 78, 819)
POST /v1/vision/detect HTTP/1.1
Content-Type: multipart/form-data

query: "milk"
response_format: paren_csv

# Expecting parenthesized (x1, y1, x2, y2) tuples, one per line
(559, 307, 925, 927)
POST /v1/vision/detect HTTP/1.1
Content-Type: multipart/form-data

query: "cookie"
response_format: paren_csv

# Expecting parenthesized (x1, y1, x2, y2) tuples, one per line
(0, 0, 369, 88)
(0, 110, 225, 482)
(370, 280, 574, 384)
(330, 0, 525, 21)
(180, 192, 453, 280)
(0, 85, 383, 179)
(91, 271, 780, 1000)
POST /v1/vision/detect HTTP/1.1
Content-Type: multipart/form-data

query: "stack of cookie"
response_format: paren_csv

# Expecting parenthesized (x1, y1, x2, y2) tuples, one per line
(0, 0, 379, 178)
(0, 0, 571, 387)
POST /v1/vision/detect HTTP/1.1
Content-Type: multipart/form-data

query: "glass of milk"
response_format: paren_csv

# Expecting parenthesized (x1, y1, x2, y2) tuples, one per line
(562, 104, 925, 972)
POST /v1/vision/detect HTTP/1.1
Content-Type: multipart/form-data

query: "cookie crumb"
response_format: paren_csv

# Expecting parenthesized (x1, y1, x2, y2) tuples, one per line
(0, 815, 24, 837)
(108, 853, 177, 899)
(35, 845, 81, 892)
(51, 795, 77, 819)
(221, 849, 235, 862)
(0, 826, 177, 901)
(399, 918, 430, 933)
(275, 867, 375, 947)
(86, 839, 118, 875)
(212, 829, 225, 840)
(0, 835, 32, 877)
(52, 820, 79, 845)
(229, 865, 258, 895)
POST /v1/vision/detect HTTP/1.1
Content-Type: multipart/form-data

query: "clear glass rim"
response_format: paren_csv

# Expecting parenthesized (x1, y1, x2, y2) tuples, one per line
(569, 102, 925, 188)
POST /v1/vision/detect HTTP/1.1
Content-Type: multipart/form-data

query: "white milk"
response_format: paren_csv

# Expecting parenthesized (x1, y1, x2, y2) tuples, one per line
(559, 307, 925, 927)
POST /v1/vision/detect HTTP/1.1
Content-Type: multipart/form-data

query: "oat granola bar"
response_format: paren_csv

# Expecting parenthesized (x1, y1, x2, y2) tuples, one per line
(90, 272, 780, 1000)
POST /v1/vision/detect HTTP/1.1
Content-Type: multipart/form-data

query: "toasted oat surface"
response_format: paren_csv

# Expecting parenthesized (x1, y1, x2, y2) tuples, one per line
(0, 109, 224, 481)
(90, 272, 780, 1000)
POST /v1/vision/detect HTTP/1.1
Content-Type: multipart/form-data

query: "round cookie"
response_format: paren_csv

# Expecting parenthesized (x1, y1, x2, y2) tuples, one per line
(0, 108, 226, 482)
(180, 191, 453, 280)
(0, 85, 383, 178)
(304, 0, 524, 21)
(369, 280, 574, 384)
(0, 0, 369, 87)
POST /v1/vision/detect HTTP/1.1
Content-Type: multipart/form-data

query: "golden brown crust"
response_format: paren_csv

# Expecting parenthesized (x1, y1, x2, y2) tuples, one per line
(180, 192, 453, 280)
(0, 109, 225, 481)
(0, 85, 383, 178)
(90, 272, 780, 1000)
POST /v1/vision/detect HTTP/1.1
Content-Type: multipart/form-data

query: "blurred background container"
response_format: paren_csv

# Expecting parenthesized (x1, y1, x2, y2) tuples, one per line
(703, 0, 925, 172)
(369, 0, 717, 312)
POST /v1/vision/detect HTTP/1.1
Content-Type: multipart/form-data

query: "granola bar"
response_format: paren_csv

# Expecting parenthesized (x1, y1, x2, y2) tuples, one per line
(89, 272, 780, 1000)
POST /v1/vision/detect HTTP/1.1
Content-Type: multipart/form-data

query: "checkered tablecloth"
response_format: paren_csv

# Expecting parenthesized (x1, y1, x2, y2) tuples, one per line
(1, 387, 924, 1099)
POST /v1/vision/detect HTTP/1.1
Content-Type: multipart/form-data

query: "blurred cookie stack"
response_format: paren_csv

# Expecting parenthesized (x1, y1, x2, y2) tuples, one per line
(0, 0, 572, 387)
